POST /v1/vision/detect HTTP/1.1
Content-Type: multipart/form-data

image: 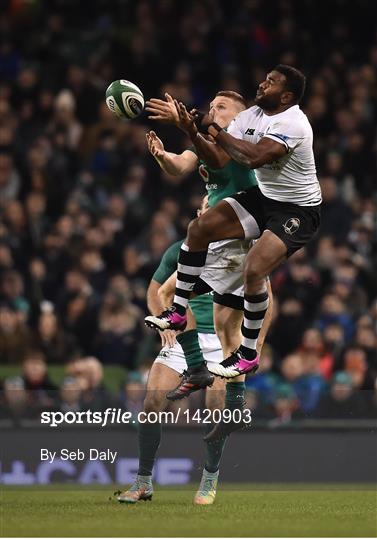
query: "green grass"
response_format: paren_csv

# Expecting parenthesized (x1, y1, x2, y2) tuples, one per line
(1, 484, 376, 537)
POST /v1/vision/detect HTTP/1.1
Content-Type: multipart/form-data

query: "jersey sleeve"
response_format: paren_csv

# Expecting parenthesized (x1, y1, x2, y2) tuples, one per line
(227, 112, 245, 140)
(263, 117, 305, 152)
(152, 240, 183, 284)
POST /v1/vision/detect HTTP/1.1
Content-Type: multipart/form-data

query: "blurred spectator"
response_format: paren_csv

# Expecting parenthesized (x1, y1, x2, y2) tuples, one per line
(280, 352, 326, 415)
(0, 376, 39, 422)
(298, 328, 334, 380)
(57, 376, 83, 413)
(319, 177, 353, 241)
(0, 153, 20, 207)
(65, 356, 113, 410)
(316, 293, 354, 342)
(267, 383, 302, 425)
(22, 350, 57, 406)
(94, 292, 143, 368)
(342, 347, 371, 391)
(32, 307, 77, 364)
(0, 302, 32, 363)
(315, 372, 369, 419)
(246, 344, 278, 404)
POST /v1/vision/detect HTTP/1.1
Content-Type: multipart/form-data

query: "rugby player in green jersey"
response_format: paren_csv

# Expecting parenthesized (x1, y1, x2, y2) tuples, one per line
(144, 92, 272, 418)
(117, 199, 251, 506)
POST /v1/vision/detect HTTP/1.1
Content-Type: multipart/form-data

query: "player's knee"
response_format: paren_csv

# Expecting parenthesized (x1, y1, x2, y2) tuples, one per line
(143, 393, 165, 414)
(244, 259, 265, 285)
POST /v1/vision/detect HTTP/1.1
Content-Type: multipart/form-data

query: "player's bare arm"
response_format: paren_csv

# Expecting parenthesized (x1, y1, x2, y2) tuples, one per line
(157, 271, 177, 308)
(147, 278, 177, 348)
(207, 128, 287, 168)
(146, 131, 198, 175)
(147, 279, 165, 315)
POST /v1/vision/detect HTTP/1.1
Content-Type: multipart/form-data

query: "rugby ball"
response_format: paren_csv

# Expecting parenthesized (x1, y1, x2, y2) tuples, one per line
(105, 79, 144, 119)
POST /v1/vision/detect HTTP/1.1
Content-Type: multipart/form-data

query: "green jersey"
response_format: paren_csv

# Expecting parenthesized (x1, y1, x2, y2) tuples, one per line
(152, 240, 215, 334)
(189, 145, 257, 207)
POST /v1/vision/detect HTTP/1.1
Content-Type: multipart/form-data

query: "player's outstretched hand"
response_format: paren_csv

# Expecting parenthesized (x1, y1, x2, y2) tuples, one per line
(159, 329, 177, 348)
(145, 93, 179, 125)
(146, 131, 165, 159)
(174, 100, 198, 137)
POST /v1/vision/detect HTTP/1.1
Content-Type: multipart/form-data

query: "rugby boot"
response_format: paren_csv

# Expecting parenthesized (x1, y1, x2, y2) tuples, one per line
(208, 350, 259, 379)
(194, 469, 219, 505)
(116, 475, 153, 504)
(166, 364, 214, 401)
(145, 307, 187, 332)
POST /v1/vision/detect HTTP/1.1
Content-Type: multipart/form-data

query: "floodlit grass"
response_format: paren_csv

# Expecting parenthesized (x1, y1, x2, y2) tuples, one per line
(1, 484, 376, 537)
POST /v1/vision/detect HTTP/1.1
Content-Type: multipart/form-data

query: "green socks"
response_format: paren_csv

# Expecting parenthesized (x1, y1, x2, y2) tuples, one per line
(176, 329, 204, 369)
(203, 382, 246, 473)
(137, 422, 162, 476)
(225, 381, 246, 411)
(204, 425, 227, 473)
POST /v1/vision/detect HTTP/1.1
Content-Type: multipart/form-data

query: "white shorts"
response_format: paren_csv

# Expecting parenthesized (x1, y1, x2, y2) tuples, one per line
(154, 332, 223, 374)
(200, 239, 250, 297)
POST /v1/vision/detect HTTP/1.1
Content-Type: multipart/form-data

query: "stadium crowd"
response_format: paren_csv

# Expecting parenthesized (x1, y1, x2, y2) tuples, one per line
(0, 0, 376, 424)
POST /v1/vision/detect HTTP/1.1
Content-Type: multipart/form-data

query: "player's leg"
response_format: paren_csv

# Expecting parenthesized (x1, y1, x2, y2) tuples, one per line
(144, 200, 250, 330)
(166, 305, 214, 401)
(206, 290, 274, 439)
(117, 362, 180, 503)
(194, 344, 227, 505)
(205, 302, 248, 441)
(214, 232, 284, 377)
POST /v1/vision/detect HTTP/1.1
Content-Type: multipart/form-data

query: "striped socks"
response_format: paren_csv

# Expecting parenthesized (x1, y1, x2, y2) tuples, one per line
(239, 290, 269, 360)
(173, 243, 207, 315)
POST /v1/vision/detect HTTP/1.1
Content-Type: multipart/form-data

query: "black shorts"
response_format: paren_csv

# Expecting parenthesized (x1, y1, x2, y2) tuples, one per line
(193, 279, 243, 310)
(228, 186, 321, 257)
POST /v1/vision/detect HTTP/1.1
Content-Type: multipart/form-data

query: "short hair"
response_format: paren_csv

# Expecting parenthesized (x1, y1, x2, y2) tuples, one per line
(273, 64, 306, 104)
(215, 90, 247, 109)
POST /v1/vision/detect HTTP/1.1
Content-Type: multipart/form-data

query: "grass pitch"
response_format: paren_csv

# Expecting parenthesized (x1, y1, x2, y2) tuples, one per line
(1, 484, 376, 537)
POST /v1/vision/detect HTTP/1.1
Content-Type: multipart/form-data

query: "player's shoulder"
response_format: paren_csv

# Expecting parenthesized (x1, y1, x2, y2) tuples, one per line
(236, 104, 261, 122)
(162, 239, 184, 259)
(282, 105, 310, 124)
(278, 105, 312, 135)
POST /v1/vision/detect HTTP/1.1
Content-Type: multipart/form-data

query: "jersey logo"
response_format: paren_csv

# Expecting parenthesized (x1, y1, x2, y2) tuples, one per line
(245, 128, 255, 135)
(283, 217, 300, 235)
(198, 164, 209, 182)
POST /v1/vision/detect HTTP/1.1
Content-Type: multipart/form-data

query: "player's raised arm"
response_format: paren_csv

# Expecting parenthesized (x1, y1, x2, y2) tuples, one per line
(146, 130, 198, 175)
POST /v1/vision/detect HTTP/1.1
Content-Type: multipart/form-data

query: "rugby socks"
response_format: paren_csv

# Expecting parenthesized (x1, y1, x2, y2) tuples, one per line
(240, 291, 269, 360)
(173, 243, 208, 315)
(137, 422, 162, 476)
(176, 329, 204, 369)
(225, 381, 246, 411)
(204, 425, 227, 473)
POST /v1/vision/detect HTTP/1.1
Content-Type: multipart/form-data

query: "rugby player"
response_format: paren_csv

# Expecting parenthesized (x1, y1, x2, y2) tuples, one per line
(117, 199, 250, 506)
(146, 65, 322, 379)
(144, 92, 272, 403)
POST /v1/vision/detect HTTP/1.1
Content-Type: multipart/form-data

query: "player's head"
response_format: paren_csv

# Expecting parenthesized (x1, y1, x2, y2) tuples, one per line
(197, 195, 210, 216)
(255, 65, 306, 111)
(209, 91, 246, 128)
